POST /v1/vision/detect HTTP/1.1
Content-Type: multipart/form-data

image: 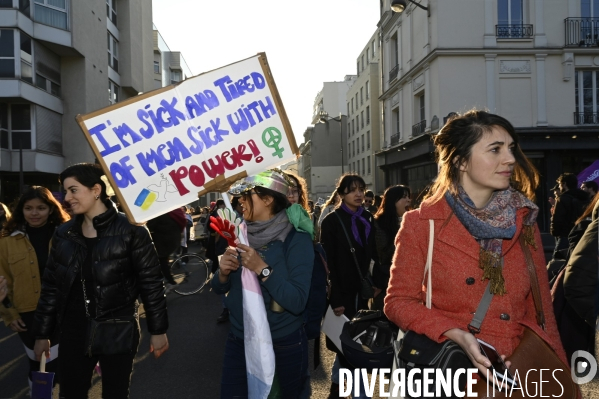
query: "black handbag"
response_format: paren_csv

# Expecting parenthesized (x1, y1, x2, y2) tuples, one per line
(85, 316, 137, 357)
(81, 269, 137, 357)
(334, 212, 375, 299)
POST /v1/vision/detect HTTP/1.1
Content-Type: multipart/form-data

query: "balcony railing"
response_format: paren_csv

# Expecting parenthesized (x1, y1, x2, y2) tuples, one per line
(389, 64, 400, 82)
(390, 133, 400, 146)
(496, 24, 534, 38)
(412, 120, 426, 136)
(574, 112, 598, 125)
(565, 18, 599, 47)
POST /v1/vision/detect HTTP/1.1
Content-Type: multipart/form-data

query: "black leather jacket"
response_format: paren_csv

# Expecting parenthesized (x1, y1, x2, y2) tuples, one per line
(34, 201, 168, 338)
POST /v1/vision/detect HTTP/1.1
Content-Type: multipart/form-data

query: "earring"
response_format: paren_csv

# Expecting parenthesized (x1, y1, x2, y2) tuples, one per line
(95, 195, 100, 200)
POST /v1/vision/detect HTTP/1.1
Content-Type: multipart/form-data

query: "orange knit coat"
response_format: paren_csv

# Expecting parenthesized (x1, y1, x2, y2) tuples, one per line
(384, 197, 568, 365)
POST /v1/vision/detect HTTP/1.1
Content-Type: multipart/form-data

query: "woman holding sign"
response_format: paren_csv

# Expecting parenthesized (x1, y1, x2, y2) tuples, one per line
(33, 163, 169, 399)
(211, 170, 314, 399)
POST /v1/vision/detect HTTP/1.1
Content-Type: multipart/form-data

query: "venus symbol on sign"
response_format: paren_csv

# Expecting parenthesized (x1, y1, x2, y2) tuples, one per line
(262, 127, 284, 158)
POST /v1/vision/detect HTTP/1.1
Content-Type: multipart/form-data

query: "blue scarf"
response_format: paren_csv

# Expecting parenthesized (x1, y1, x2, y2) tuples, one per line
(340, 203, 371, 247)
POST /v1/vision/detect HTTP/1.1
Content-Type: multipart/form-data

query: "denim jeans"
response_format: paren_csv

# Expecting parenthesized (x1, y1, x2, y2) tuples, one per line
(220, 327, 308, 399)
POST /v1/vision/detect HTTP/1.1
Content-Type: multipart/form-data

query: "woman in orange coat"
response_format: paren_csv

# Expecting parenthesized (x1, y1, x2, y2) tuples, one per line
(384, 110, 568, 390)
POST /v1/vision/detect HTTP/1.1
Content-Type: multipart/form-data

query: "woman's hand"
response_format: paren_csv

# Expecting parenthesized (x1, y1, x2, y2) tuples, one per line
(444, 328, 511, 383)
(150, 334, 169, 359)
(9, 318, 27, 332)
(333, 306, 345, 316)
(219, 247, 240, 283)
(34, 339, 50, 361)
(236, 244, 267, 275)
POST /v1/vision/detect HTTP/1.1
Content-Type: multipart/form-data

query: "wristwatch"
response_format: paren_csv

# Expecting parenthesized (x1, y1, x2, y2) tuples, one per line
(258, 266, 273, 281)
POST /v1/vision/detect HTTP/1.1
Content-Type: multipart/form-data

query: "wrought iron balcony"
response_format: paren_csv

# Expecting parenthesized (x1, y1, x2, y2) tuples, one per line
(412, 120, 426, 136)
(574, 112, 598, 125)
(389, 64, 400, 82)
(565, 18, 599, 47)
(496, 24, 533, 38)
(390, 133, 400, 146)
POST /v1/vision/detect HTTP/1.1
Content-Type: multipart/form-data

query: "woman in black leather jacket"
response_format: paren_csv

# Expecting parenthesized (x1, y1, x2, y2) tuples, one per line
(33, 163, 169, 399)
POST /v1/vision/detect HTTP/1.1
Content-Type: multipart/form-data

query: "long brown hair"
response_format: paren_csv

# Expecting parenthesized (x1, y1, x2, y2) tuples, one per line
(284, 172, 309, 211)
(575, 191, 599, 225)
(2, 186, 70, 236)
(426, 110, 539, 203)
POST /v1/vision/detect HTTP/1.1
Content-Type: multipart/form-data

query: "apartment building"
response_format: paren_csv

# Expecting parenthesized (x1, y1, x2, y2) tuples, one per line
(0, 0, 155, 203)
(298, 76, 355, 200)
(346, 29, 383, 193)
(376, 0, 599, 230)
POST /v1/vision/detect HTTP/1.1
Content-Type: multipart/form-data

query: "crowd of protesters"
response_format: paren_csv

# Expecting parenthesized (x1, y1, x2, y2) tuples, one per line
(0, 110, 598, 398)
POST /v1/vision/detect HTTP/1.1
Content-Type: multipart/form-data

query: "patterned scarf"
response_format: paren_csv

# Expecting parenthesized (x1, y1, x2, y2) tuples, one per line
(340, 202, 371, 247)
(445, 186, 538, 295)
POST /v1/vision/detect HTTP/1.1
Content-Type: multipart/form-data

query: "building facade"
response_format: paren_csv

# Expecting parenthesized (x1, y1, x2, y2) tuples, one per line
(346, 29, 383, 193)
(376, 0, 599, 231)
(0, 0, 156, 203)
(153, 26, 192, 90)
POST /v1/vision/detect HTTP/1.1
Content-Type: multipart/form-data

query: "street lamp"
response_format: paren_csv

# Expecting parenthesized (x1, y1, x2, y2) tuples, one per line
(318, 110, 346, 174)
(391, 0, 430, 15)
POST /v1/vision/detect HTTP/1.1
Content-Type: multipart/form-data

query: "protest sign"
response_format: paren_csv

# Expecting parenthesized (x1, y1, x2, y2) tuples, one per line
(77, 53, 298, 224)
(578, 159, 599, 186)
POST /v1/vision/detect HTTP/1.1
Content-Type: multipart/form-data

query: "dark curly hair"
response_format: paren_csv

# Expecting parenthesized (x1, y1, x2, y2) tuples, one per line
(2, 186, 70, 236)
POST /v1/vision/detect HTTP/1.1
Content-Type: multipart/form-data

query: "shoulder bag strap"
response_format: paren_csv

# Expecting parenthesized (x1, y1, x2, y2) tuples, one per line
(424, 219, 495, 334)
(519, 233, 546, 330)
(334, 211, 365, 280)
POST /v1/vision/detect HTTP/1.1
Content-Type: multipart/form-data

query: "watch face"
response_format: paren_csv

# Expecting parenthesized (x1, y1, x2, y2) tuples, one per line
(262, 268, 271, 277)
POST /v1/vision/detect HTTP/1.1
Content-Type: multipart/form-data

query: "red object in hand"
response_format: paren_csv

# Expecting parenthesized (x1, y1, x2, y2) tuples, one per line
(210, 216, 237, 247)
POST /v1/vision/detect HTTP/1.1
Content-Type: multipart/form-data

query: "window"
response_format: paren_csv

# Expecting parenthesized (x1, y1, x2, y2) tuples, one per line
(170, 69, 182, 84)
(351, 98, 354, 113)
(347, 102, 350, 116)
(367, 156, 371, 174)
(357, 137, 359, 154)
(357, 62, 360, 76)
(154, 60, 160, 74)
(0, 29, 15, 78)
(107, 32, 118, 72)
(348, 144, 351, 157)
(353, 162, 356, 172)
(362, 159, 365, 175)
(0, 103, 7, 149)
(10, 104, 31, 149)
(34, 0, 68, 30)
(361, 55, 365, 71)
(351, 119, 354, 135)
(419, 94, 425, 122)
(575, 70, 599, 124)
(367, 131, 370, 149)
(356, 115, 359, 132)
(19, 33, 32, 83)
(361, 111, 364, 128)
(355, 93, 358, 108)
(360, 88, 363, 105)
(366, 81, 370, 99)
(361, 135, 364, 152)
(106, 0, 117, 26)
(35, 73, 61, 96)
(352, 141, 355, 157)
(582, 0, 599, 17)
(366, 106, 370, 124)
(372, 40, 376, 56)
(108, 79, 119, 105)
(0, 0, 12, 7)
(19, 0, 30, 17)
(366, 49, 369, 64)
(347, 123, 350, 136)
(497, 0, 524, 37)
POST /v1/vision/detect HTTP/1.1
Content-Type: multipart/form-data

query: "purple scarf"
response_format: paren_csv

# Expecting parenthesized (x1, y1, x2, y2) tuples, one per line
(340, 203, 371, 246)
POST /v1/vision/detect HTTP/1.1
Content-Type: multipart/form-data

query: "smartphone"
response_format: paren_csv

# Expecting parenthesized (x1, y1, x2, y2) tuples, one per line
(477, 339, 518, 388)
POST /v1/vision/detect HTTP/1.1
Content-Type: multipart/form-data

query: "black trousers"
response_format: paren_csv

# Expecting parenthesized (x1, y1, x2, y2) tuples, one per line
(58, 315, 140, 399)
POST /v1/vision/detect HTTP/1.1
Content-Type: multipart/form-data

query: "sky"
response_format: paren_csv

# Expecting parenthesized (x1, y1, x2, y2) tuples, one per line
(151, 1, 381, 146)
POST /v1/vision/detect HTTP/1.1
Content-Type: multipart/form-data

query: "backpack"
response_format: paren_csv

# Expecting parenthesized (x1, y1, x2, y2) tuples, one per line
(283, 228, 330, 340)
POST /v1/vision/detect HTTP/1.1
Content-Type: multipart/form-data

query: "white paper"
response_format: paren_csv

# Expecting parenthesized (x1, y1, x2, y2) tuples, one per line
(321, 305, 349, 353)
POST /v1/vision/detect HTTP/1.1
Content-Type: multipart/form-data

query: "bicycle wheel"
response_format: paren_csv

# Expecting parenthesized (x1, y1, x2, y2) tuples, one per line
(170, 254, 209, 295)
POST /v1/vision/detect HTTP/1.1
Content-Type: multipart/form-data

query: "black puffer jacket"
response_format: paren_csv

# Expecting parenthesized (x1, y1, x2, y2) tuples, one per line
(33, 201, 168, 338)
(551, 188, 589, 237)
